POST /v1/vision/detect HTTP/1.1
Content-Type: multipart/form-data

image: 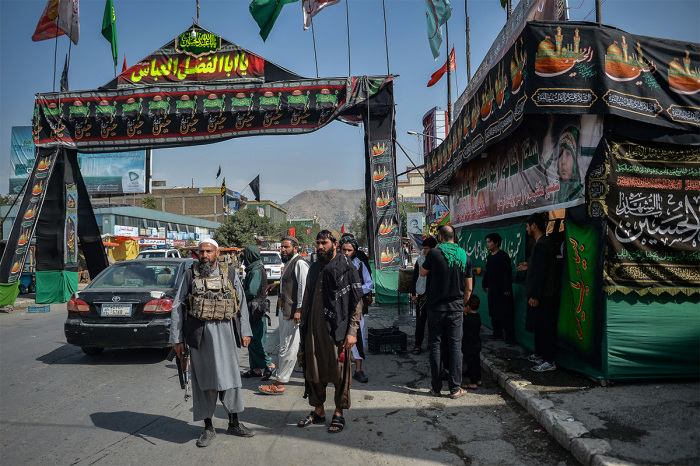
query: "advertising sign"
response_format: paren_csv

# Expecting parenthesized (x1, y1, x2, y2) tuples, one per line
(9, 127, 35, 194)
(138, 238, 166, 246)
(114, 225, 139, 236)
(450, 115, 602, 226)
(406, 213, 424, 236)
(9, 127, 148, 195)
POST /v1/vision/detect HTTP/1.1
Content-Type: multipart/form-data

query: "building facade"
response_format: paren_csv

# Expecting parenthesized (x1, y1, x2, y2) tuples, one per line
(245, 200, 288, 224)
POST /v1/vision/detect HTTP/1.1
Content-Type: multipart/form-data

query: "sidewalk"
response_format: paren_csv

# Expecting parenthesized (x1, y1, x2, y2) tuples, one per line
(365, 302, 699, 466)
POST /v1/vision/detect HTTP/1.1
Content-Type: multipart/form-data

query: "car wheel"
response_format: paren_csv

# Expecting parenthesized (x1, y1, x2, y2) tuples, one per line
(81, 347, 104, 355)
(28, 284, 36, 293)
(18, 285, 27, 294)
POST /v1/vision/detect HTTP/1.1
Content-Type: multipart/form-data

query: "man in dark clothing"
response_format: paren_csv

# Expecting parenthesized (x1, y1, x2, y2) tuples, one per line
(517, 213, 559, 372)
(420, 225, 473, 399)
(482, 233, 515, 344)
(297, 230, 364, 433)
(411, 236, 438, 354)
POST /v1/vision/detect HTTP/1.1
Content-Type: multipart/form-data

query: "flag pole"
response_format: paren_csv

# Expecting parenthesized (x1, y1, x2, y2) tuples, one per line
(310, 16, 319, 78)
(465, 0, 471, 82)
(345, 0, 351, 76)
(445, 22, 452, 126)
(381, 0, 390, 75)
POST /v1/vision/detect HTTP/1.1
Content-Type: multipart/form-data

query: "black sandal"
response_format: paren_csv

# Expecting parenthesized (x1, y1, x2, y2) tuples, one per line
(328, 414, 345, 433)
(261, 365, 275, 381)
(297, 411, 325, 428)
(241, 369, 260, 378)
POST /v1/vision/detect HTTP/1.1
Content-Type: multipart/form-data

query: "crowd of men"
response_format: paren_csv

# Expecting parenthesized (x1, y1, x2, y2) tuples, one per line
(170, 213, 558, 446)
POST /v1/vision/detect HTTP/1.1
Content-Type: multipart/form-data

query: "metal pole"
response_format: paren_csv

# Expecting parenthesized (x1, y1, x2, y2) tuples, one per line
(196, 0, 200, 24)
(596, 0, 602, 23)
(507, 0, 512, 20)
(446, 22, 452, 126)
(465, 0, 471, 81)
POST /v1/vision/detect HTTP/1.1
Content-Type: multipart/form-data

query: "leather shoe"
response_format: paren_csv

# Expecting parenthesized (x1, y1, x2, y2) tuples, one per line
(353, 370, 368, 383)
(226, 422, 255, 437)
(196, 429, 216, 447)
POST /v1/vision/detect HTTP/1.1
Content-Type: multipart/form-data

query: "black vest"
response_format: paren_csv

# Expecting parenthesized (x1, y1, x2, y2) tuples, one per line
(280, 254, 302, 319)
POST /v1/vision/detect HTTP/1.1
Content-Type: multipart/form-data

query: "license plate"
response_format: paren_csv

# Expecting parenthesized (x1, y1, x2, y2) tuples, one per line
(101, 303, 132, 317)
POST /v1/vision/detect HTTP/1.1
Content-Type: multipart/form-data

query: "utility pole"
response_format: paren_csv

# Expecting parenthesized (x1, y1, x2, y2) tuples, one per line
(446, 22, 452, 126)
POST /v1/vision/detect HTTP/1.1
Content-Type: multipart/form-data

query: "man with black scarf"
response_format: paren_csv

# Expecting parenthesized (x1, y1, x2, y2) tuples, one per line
(296, 230, 364, 434)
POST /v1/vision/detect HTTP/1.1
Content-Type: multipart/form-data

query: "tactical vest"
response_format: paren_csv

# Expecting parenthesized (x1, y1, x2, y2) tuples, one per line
(279, 254, 302, 319)
(187, 262, 240, 321)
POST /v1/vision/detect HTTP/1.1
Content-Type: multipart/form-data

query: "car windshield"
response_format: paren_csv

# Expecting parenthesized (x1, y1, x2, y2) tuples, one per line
(261, 254, 281, 265)
(90, 262, 181, 289)
(137, 251, 165, 258)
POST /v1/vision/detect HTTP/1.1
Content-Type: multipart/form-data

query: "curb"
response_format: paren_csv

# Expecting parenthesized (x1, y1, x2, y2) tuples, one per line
(480, 351, 636, 466)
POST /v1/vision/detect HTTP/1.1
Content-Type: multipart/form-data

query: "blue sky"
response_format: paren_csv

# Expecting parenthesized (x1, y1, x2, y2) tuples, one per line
(1, 0, 698, 203)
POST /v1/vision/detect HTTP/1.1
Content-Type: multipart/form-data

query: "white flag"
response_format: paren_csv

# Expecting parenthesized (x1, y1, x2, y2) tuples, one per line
(58, 0, 80, 45)
(302, 0, 341, 31)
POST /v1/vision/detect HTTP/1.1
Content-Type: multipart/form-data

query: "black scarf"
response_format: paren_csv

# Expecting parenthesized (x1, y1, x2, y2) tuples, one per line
(304, 253, 363, 341)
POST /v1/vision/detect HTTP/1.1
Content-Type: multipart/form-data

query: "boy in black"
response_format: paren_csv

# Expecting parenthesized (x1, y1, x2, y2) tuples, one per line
(461, 295, 482, 390)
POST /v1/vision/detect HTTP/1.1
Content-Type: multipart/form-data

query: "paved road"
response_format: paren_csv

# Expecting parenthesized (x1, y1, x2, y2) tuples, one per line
(0, 300, 575, 465)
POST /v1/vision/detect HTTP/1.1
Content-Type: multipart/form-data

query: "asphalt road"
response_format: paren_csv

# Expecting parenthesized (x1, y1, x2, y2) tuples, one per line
(0, 300, 576, 465)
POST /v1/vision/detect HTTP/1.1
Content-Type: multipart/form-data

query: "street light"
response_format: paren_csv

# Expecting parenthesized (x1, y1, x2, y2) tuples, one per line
(407, 130, 444, 141)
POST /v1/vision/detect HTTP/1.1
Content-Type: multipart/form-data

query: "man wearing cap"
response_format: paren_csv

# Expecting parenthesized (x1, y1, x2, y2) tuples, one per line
(171, 239, 254, 447)
(259, 236, 309, 395)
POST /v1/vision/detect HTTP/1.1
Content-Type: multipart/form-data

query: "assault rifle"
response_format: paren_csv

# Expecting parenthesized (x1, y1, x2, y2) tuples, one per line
(167, 345, 191, 401)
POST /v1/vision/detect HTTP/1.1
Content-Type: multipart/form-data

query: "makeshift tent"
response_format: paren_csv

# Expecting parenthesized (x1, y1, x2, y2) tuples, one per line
(426, 13, 700, 380)
(0, 24, 402, 305)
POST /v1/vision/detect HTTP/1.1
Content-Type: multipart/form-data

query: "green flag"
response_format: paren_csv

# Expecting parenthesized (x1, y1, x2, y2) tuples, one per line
(102, 0, 118, 67)
(249, 0, 299, 42)
(425, 0, 452, 59)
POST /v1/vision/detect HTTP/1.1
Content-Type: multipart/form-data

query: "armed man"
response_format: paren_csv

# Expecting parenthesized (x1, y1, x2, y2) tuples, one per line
(171, 239, 254, 447)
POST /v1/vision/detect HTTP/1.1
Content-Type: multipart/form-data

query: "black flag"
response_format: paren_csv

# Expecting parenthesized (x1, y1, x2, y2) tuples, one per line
(216, 165, 221, 179)
(60, 55, 69, 92)
(249, 175, 260, 202)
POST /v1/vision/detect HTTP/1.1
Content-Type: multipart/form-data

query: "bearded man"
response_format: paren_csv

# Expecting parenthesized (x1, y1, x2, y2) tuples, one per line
(171, 239, 254, 447)
(296, 230, 364, 434)
(259, 236, 309, 395)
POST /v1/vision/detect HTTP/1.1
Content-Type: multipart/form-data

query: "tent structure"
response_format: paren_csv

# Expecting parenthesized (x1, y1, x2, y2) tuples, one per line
(0, 24, 403, 306)
(425, 6, 699, 380)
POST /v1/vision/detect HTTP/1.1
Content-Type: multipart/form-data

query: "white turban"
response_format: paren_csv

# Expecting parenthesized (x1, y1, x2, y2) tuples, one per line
(198, 238, 219, 250)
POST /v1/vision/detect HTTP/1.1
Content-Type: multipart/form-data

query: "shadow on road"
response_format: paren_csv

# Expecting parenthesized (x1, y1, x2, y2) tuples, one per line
(37, 345, 170, 366)
(90, 411, 200, 445)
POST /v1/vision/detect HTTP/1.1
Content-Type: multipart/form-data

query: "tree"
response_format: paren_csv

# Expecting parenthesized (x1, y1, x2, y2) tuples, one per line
(349, 199, 368, 246)
(214, 208, 274, 248)
(294, 222, 321, 248)
(0, 194, 18, 206)
(142, 196, 157, 209)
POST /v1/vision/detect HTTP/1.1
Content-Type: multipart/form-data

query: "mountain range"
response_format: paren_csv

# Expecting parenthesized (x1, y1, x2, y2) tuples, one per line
(282, 189, 364, 230)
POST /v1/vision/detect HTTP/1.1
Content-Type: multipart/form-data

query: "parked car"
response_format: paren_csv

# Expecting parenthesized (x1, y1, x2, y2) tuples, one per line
(64, 258, 194, 355)
(260, 250, 283, 283)
(135, 249, 182, 259)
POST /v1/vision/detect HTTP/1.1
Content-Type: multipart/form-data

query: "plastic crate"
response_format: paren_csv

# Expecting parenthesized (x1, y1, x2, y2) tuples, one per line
(367, 326, 407, 354)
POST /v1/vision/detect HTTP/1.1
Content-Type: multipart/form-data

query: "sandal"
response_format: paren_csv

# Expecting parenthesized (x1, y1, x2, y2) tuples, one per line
(449, 388, 468, 399)
(261, 365, 275, 381)
(259, 383, 285, 395)
(412, 347, 422, 355)
(328, 414, 345, 433)
(297, 411, 325, 428)
(460, 383, 479, 390)
(241, 369, 261, 378)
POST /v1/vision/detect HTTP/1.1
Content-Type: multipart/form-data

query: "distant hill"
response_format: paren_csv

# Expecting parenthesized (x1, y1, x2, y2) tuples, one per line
(282, 189, 364, 231)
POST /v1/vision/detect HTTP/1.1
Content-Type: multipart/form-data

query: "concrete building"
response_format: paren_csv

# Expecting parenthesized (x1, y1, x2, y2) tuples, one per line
(245, 200, 288, 224)
(397, 167, 426, 212)
(1, 204, 219, 246)
(93, 186, 245, 223)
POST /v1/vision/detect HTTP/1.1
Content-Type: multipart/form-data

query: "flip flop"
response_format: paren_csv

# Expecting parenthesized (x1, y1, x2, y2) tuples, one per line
(297, 411, 325, 428)
(449, 388, 468, 399)
(328, 414, 345, 433)
(460, 383, 479, 390)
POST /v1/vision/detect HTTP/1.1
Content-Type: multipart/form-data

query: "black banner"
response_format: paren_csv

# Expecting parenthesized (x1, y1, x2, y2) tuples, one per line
(427, 21, 700, 194)
(601, 138, 700, 290)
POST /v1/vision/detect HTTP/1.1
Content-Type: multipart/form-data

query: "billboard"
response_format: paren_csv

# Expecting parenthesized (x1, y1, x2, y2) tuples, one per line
(8, 127, 149, 195)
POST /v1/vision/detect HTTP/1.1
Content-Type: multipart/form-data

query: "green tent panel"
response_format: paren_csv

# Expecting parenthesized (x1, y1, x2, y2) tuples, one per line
(35, 270, 77, 304)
